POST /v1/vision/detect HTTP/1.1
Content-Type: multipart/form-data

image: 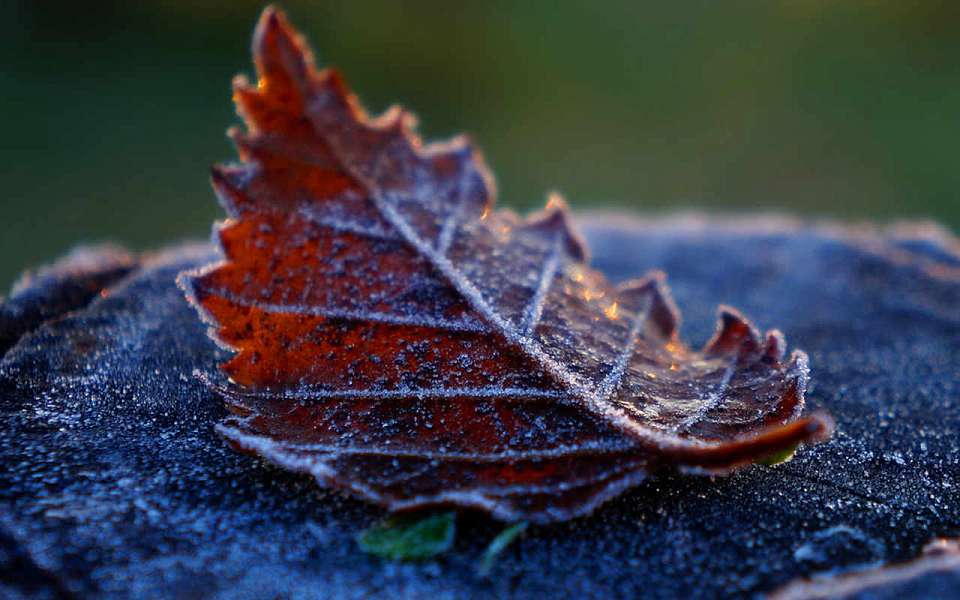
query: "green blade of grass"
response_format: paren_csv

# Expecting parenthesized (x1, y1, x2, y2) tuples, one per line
(478, 521, 529, 577)
(357, 511, 456, 561)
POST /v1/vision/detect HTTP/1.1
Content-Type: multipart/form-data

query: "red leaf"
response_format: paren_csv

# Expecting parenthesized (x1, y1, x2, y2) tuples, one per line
(179, 7, 833, 523)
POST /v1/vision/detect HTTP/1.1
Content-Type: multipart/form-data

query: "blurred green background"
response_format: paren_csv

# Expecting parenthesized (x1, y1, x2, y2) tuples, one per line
(3, 1, 959, 287)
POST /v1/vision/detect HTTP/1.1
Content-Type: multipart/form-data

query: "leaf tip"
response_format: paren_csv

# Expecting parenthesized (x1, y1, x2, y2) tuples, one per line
(763, 329, 787, 363)
(256, 5, 293, 47)
(804, 410, 836, 442)
(209, 164, 249, 217)
(703, 305, 765, 362)
(252, 4, 312, 93)
(616, 270, 681, 340)
(520, 193, 589, 262)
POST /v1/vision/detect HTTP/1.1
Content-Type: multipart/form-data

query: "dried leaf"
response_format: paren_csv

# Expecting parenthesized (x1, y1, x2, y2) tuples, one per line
(179, 7, 833, 523)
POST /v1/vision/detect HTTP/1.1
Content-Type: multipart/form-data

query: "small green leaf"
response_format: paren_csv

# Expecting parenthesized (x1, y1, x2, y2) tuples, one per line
(759, 444, 799, 466)
(357, 511, 456, 561)
(478, 521, 529, 577)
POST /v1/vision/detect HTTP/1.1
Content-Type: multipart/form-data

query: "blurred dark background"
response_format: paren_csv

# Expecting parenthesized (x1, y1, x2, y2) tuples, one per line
(3, 1, 959, 287)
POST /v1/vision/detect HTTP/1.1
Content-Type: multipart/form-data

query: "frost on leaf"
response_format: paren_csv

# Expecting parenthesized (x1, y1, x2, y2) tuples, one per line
(179, 7, 833, 523)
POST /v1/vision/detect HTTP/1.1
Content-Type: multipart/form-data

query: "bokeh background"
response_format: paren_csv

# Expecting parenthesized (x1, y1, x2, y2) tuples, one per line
(3, 1, 959, 287)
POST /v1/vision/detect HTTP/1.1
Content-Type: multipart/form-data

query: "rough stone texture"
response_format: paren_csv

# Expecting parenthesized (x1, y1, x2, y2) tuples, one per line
(0, 214, 958, 599)
(769, 539, 960, 599)
(0, 244, 137, 356)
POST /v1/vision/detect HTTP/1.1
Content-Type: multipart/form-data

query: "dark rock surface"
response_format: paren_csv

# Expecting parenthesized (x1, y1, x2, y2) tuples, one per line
(0, 244, 137, 356)
(769, 538, 960, 599)
(1, 215, 958, 599)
